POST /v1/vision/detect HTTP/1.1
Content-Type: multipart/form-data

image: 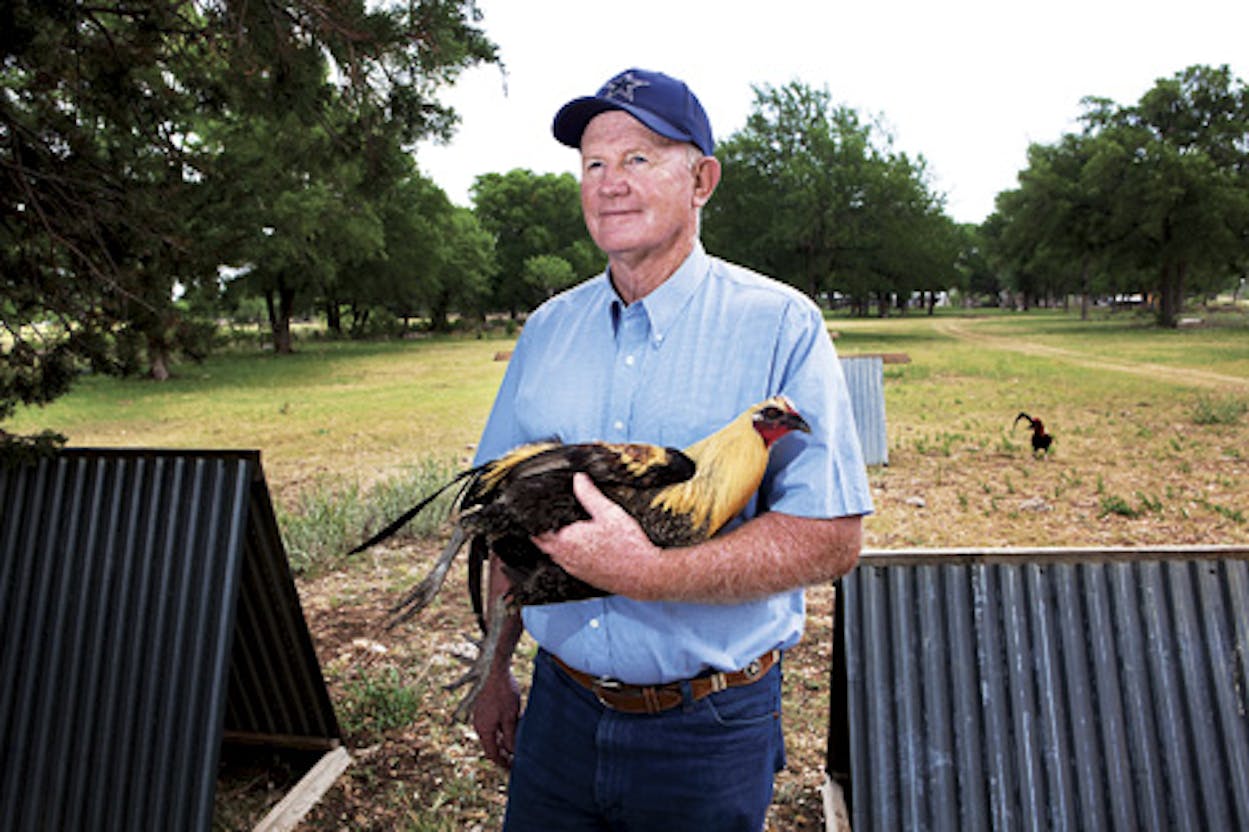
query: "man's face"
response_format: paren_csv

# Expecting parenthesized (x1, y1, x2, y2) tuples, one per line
(578, 111, 702, 265)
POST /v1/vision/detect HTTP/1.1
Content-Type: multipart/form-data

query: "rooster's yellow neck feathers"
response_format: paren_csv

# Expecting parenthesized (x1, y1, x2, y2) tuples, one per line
(651, 400, 779, 536)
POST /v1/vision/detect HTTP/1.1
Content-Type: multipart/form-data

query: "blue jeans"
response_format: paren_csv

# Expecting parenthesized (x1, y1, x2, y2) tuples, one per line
(503, 649, 786, 831)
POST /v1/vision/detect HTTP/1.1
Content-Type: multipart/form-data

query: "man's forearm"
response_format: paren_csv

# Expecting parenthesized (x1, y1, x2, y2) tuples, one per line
(633, 512, 862, 603)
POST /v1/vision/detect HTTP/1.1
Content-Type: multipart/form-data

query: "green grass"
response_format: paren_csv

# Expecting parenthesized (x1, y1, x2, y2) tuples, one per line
(5, 335, 510, 500)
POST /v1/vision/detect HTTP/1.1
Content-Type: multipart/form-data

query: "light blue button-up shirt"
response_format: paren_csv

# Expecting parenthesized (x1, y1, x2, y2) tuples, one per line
(474, 242, 873, 684)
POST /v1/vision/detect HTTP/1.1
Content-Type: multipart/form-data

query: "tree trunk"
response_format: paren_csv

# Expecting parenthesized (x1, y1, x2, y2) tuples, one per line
(148, 340, 171, 381)
(1157, 261, 1185, 328)
(430, 289, 451, 333)
(325, 299, 342, 335)
(1079, 256, 1091, 321)
(266, 285, 295, 353)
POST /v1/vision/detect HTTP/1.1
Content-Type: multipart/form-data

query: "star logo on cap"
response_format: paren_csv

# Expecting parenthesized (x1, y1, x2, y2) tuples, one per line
(602, 72, 650, 102)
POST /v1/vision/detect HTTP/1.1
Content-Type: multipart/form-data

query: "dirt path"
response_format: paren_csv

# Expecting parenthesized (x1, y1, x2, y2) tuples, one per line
(932, 317, 1249, 391)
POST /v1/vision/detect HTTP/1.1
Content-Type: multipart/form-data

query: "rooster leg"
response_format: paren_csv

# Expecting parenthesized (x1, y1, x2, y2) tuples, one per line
(387, 526, 467, 627)
(446, 599, 509, 722)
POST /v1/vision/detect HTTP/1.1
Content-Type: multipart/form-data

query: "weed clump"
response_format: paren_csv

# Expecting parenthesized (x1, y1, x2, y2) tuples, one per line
(1191, 395, 1247, 425)
(279, 457, 460, 575)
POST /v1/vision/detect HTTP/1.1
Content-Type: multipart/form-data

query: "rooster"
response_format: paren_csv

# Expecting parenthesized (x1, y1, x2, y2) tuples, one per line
(351, 396, 811, 719)
(1014, 412, 1053, 456)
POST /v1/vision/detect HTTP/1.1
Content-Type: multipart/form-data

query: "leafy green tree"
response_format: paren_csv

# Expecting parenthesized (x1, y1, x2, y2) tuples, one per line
(990, 135, 1113, 313)
(200, 1, 497, 351)
(436, 206, 497, 328)
(522, 254, 579, 300)
(704, 81, 953, 315)
(995, 65, 1249, 326)
(953, 223, 998, 307)
(1095, 66, 1249, 326)
(1, 1, 223, 398)
(471, 169, 599, 316)
(206, 106, 388, 351)
(364, 173, 494, 333)
(1, 0, 497, 430)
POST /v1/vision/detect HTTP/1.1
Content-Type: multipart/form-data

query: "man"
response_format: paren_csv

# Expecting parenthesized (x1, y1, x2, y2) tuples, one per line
(469, 68, 873, 830)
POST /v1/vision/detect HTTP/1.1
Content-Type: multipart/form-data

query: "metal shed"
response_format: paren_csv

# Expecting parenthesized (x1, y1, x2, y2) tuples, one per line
(0, 448, 345, 832)
(827, 545, 1249, 831)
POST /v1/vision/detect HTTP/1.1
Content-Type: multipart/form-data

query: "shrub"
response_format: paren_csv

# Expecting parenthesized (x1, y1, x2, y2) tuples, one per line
(1191, 394, 1247, 425)
(278, 457, 459, 575)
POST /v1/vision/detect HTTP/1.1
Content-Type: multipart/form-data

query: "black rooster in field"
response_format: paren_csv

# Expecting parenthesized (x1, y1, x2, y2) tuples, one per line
(351, 396, 811, 719)
(1014, 412, 1053, 457)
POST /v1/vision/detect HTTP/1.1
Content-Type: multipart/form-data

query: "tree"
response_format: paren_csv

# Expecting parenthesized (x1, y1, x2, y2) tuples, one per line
(1, 0, 498, 428)
(1095, 66, 1249, 327)
(365, 174, 494, 333)
(954, 223, 998, 307)
(2, 1, 223, 401)
(471, 169, 598, 316)
(704, 81, 953, 314)
(199, 0, 497, 351)
(522, 254, 579, 300)
(994, 65, 1249, 326)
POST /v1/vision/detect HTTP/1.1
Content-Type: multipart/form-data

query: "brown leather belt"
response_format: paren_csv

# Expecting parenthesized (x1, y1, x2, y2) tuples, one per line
(551, 650, 780, 715)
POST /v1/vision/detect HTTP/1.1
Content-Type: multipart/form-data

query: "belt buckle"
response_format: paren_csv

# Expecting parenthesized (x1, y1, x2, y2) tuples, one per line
(592, 677, 623, 708)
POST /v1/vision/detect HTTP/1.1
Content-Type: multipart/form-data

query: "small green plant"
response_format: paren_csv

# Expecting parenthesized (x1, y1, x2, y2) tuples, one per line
(1135, 491, 1163, 513)
(1100, 494, 1141, 518)
(914, 431, 964, 456)
(338, 666, 424, 735)
(1198, 497, 1246, 524)
(1191, 394, 1247, 425)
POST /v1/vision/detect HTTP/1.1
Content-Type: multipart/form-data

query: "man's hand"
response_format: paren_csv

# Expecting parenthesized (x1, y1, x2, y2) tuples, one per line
(533, 473, 663, 599)
(536, 473, 864, 605)
(472, 663, 521, 769)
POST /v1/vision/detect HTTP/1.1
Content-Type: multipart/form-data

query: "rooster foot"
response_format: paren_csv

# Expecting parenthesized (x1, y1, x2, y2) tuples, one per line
(444, 602, 506, 722)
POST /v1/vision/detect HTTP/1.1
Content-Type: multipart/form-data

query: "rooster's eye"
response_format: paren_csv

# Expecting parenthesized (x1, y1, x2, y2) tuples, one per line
(759, 406, 782, 420)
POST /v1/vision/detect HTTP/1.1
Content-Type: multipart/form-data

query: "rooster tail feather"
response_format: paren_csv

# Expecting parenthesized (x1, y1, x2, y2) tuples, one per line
(348, 467, 477, 555)
(385, 525, 468, 627)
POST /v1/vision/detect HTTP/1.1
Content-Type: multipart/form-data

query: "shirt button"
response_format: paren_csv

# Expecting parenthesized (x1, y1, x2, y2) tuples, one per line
(589, 618, 600, 629)
(624, 355, 635, 366)
(613, 420, 624, 431)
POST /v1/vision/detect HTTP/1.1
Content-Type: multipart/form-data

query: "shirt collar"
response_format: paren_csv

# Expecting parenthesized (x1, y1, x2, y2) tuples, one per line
(605, 243, 709, 344)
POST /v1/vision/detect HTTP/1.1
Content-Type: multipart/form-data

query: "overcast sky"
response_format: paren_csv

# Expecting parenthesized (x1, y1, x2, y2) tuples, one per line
(415, 0, 1248, 225)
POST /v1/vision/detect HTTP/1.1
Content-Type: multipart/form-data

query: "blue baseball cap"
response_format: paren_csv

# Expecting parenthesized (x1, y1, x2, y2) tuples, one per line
(553, 68, 715, 156)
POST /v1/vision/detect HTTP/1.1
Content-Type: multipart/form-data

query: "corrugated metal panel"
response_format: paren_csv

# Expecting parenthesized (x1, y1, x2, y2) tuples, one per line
(831, 546, 1249, 832)
(839, 356, 889, 466)
(0, 449, 340, 832)
(224, 468, 341, 747)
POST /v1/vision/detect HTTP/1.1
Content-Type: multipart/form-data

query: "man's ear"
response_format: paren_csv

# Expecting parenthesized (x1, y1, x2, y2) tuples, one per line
(692, 156, 721, 208)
